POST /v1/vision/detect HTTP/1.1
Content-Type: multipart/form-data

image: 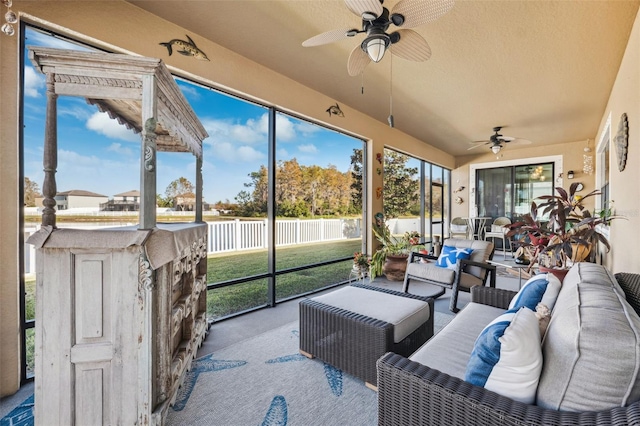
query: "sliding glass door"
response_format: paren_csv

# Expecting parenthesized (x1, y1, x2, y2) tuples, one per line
(476, 163, 554, 221)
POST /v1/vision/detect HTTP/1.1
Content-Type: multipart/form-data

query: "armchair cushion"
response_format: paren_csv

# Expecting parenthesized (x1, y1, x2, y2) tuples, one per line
(436, 246, 474, 269)
(451, 224, 468, 233)
(465, 307, 542, 404)
(443, 238, 493, 279)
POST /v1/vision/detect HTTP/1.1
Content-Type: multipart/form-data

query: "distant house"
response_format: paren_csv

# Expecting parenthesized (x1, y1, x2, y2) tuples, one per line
(100, 190, 140, 212)
(174, 192, 196, 211)
(35, 189, 108, 211)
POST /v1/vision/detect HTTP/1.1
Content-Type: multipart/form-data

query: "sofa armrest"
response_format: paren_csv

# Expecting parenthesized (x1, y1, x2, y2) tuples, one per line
(615, 273, 640, 317)
(470, 286, 517, 309)
(377, 352, 640, 426)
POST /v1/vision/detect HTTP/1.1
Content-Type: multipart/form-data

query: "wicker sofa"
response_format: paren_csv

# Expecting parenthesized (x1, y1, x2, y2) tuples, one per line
(377, 263, 640, 425)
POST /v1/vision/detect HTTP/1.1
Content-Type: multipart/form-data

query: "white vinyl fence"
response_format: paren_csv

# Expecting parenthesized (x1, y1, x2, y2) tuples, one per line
(208, 218, 362, 253)
(23, 218, 364, 274)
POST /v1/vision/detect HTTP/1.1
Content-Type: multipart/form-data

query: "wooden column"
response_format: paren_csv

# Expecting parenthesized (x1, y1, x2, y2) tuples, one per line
(42, 72, 58, 228)
(140, 75, 157, 230)
(196, 156, 203, 223)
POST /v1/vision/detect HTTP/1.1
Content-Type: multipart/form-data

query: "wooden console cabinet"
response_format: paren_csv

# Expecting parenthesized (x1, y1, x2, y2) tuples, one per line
(30, 223, 208, 425)
(26, 47, 210, 425)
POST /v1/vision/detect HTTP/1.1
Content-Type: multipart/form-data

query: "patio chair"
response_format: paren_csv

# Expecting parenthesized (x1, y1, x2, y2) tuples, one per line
(484, 216, 513, 259)
(403, 238, 496, 313)
(449, 217, 469, 239)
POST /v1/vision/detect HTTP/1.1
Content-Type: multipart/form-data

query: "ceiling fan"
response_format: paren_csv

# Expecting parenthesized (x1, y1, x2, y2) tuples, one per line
(302, 0, 455, 76)
(468, 126, 532, 154)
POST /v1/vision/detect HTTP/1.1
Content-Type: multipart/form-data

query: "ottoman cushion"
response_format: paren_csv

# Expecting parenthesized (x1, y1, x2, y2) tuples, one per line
(311, 285, 431, 342)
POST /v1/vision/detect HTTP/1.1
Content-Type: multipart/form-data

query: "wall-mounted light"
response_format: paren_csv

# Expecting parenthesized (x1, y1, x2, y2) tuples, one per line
(567, 170, 575, 179)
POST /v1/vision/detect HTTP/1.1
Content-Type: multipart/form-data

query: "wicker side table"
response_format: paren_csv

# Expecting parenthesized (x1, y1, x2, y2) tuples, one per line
(299, 283, 434, 388)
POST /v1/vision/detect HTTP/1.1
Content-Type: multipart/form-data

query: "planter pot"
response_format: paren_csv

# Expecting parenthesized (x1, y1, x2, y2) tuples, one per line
(351, 263, 368, 279)
(570, 243, 591, 262)
(383, 254, 409, 281)
(539, 266, 570, 282)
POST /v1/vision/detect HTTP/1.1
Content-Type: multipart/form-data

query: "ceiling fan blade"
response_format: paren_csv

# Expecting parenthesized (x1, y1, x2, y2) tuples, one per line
(467, 141, 490, 151)
(344, 0, 383, 20)
(497, 135, 515, 142)
(347, 45, 371, 76)
(506, 138, 533, 145)
(391, 0, 455, 29)
(389, 30, 431, 61)
(302, 27, 357, 47)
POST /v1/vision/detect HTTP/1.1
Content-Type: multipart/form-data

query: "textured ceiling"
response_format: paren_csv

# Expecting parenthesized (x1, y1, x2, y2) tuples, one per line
(127, 0, 639, 156)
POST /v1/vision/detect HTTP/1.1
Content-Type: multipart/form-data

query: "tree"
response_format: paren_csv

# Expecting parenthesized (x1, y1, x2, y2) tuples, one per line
(350, 148, 364, 213)
(383, 150, 419, 218)
(164, 177, 195, 211)
(156, 194, 173, 208)
(24, 177, 41, 207)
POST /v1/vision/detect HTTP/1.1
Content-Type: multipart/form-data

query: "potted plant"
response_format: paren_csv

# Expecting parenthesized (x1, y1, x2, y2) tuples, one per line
(507, 182, 623, 279)
(370, 213, 423, 281)
(352, 251, 370, 278)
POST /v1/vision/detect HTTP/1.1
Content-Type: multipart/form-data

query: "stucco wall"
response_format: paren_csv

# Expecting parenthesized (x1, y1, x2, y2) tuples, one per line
(598, 9, 640, 273)
(0, 16, 21, 397)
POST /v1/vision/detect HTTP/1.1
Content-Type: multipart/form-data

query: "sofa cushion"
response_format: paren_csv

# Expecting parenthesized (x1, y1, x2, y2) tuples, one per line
(536, 263, 640, 411)
(508, 273, 562, 312)
(465, 307, 542, 404)
(436, 245, 473, 269)
(409, 302, 504, 379)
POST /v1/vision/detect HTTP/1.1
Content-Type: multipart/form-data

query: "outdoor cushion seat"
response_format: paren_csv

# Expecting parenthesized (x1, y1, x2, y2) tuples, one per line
(403, 238, 496, 312)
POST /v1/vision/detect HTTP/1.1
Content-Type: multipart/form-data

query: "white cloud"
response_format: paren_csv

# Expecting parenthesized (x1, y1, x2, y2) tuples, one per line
(298, 144, 318, 154)
(107, 142, 134, 156)
(27, 31, 93, 51)
(177, 83, 200, 101)
(86, 111, 140, 142)
(202, 112, 318, 145)
(24, 67, 44, 98)
(275, 114, 296, 141)
(203, 117, 264, 144)
(55, 149, 139, 196)
(236, 145, 264, 162)
(277, 148, 290, 159)
(210, 140, 265, 163)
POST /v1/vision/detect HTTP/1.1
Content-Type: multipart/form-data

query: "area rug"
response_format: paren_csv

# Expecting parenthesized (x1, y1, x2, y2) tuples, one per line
(1, 311, 456, 426)
(167, 321, 378, 426)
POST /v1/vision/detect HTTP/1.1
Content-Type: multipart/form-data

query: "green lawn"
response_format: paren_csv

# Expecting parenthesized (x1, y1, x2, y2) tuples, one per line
(206, 239, 362, 318)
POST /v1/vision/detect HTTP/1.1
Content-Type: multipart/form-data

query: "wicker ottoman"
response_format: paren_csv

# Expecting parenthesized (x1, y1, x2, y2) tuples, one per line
(299, 283, 434, 388)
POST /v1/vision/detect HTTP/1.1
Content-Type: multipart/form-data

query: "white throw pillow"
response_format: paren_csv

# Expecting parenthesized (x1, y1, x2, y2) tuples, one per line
(464, 307, 543, 404)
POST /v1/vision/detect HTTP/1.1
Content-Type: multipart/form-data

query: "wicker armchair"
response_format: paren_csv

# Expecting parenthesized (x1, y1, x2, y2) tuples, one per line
(403, 238, 496, 313)
(377, 277, 640, 426)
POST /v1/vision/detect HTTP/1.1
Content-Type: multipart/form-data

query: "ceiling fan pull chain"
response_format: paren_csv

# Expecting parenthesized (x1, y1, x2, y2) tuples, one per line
(388, 54, 394, 128)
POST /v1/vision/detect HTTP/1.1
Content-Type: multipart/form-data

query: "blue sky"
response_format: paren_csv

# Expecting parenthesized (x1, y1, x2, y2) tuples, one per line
(23, 28, 363, 204)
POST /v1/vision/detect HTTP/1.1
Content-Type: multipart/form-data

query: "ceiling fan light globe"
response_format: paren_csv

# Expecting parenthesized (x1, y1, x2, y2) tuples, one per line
(491, 145, 502, 154)
(364, 36, 388, 62)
